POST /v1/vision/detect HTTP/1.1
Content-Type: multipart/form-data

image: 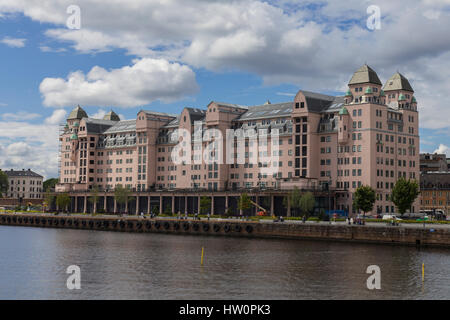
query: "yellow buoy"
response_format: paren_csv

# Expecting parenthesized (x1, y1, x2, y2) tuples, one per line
(422, 263, 424, 282)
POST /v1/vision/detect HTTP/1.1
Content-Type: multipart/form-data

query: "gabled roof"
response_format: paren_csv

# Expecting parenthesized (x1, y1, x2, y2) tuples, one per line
(237, 102, 292, 121)
(4, 169, 43, 178)
(300, 90, 336, 113)
(382, 72, 414, 92)
(143, 110, 178, 117)
(185, 107, 206, 123)
(162, 116, 180, 128)
(103, 110, 120, 121)
(210, 101, 248, 110)
(68, 105, 88, 120)
(84, 118, 118, 134)
(103, 120, 137, 134)
(348, 64, 382, 86)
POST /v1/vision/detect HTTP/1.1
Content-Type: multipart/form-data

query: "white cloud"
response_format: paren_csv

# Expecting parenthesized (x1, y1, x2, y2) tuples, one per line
(39, 45, 67, 53)
(1, 111, 41, 121)
(0, 111, 71, 179)
(39, 58, 198, 108)
(44, 109, 67, 124)
(434, 144, 450, 156)
(0, 36, 26, 48)
(89, 109, 107, 119)
(0, 0, 450, 131)
(6, 141, 32, 156)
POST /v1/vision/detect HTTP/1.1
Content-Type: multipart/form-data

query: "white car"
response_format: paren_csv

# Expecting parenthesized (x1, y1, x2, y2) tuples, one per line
(382, 214, 402, 221)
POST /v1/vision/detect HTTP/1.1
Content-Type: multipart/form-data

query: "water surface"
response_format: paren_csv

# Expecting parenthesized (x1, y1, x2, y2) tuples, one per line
(0, 225, 448, 299)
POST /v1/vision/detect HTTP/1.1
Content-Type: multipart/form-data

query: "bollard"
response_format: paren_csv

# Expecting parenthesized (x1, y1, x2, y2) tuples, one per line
(201, 247, 204, 266)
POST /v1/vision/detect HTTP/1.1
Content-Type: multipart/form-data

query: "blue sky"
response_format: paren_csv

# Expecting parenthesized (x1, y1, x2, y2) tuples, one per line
(0, 0, 449, 179)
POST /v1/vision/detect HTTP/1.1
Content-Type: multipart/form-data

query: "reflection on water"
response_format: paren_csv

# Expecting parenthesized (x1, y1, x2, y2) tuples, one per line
(0, 225, 449, 299)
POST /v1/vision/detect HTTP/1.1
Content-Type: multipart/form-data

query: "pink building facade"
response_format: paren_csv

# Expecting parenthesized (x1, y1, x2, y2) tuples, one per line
(56, 65, 420, 215)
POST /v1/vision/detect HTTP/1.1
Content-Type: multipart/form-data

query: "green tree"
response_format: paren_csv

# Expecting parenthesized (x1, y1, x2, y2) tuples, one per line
(43, 191, 55, 212)
(0, 170, 8, 198)
(164, 203, 172, 215)
(299, 192, 315, 218)
(152, 205, 159, 216)
(353, 185, 376, 216)
(56, 193, 71, 213)
(114, 184, 132, 213)
(283, 186, 302, 216)
(225, 207, 235, 217)
(88, 185, 100, 215)
(200, 196, 212, 214)
(391, 178, 420, 215)
(43, 178, 59, 192)
(238, 193, 252, 215)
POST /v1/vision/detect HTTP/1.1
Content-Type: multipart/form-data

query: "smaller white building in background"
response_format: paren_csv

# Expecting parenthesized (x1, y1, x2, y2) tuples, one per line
(4, 169, 44, 200)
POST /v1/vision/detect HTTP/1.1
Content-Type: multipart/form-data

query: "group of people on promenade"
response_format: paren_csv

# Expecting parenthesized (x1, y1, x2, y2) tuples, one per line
(346, 217, 366, 225)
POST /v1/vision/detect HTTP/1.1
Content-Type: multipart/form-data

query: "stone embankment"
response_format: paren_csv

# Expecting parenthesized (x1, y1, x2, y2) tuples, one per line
(1, 213, 449, 248)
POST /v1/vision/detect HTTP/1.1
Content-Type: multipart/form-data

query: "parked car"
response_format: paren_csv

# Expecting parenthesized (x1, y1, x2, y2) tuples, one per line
(382, 214, 402, 221)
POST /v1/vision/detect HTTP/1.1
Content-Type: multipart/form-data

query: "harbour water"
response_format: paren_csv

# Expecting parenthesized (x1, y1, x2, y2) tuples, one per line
(0, 225, 449, 299)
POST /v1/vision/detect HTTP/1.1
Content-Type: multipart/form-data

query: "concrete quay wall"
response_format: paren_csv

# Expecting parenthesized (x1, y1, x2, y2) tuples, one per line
(0, 214, 449, 248)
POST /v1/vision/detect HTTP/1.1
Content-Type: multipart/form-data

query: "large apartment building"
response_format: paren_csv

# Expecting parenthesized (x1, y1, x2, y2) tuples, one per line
(56, 65, 420, 215)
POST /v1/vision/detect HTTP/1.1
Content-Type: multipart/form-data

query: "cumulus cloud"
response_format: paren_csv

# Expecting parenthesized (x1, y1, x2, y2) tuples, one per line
(0, 36, 26, 48)
(1, 0, 450, 132)
(39, 58, 198, 108)
(44, 109, 67, 124)
(434, 144, 450, 156)
(39, 45, 67, 53)
(0, 111, 67, 179)
(1, 111, 41, 121)
(89, 109, 107, 119)
(6, 141, 32, 156)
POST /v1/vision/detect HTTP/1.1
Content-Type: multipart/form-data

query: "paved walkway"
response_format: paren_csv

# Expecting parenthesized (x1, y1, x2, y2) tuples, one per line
(3, 211, 449, 230)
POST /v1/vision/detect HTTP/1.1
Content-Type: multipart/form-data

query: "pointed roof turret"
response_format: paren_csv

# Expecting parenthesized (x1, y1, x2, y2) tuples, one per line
(348, 64, 382, 86)
(68, 105, 88, 120)
(103, 110, 120, 121)
(339, 106, 349, 115)
(382, 72, 414, 92)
